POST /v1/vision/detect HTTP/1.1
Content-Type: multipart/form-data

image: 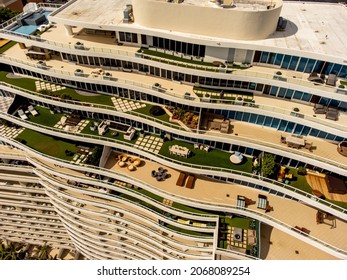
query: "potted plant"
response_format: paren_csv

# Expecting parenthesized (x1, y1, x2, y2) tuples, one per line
(293, 107, 300, 112)
(139, 129, 145, 137)
(74, 69, 84, 76)
(297, 166, 307, 175)
(276, 71, 282, 75)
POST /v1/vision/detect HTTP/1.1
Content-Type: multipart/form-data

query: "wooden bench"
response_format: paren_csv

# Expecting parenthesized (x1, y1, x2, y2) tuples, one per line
(176, 172, 187, 187)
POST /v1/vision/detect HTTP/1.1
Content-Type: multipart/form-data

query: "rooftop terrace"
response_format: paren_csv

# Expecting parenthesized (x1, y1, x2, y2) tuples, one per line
(48, 1, 347, 60)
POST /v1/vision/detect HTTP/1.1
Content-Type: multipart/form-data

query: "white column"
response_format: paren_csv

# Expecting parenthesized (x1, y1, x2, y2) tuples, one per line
(64, 25, 73, 36)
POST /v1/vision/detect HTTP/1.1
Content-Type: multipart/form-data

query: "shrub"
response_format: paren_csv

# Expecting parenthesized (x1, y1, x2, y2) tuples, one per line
(149, 105, 165, 116)
(261, 153, 276, 178)
(297, 166, 307, 175)
(276, 71, 282, 75)
(293, 107, 300, 112)
(338, 84, 345, 89)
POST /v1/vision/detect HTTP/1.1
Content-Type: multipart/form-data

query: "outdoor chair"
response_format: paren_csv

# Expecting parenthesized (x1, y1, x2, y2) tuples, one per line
(304, 142, 313, 151)
(280, 135, 286, 144)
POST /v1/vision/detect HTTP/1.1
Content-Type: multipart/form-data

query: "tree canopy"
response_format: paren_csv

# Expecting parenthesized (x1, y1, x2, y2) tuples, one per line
(0, 8, 20, 24)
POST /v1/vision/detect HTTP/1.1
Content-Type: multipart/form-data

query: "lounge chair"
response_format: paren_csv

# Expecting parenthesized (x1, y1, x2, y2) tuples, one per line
(18, 109, 28, 120)
(325, 108, 339, 121)
(176, 172, 187, 187)
(28, 105, 39, 116)
(186, 174, 195, 189)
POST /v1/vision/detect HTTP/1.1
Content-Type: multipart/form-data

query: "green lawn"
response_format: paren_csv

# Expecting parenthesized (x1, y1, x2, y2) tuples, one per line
(0, 71, 113, 106)
(286, 168, 313, 194)
(172, 202, 216, 215)
(159, 139, 252, 172)
(141, 48, 215, 67)
(223, 216, 251, 230)
(15, 129, 79, 161)
(0, 71, 37, 91)
(27, 106, 63, 127)
(0, 41, 17, 54)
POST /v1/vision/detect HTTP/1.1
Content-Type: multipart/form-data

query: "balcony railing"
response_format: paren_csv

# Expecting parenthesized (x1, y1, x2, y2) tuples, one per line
(1, 122, 347, 219)
(1, 81, 346, 134)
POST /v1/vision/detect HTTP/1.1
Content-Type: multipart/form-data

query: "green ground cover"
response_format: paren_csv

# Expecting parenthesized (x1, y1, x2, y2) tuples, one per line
(15, 129, 79, 161)
(159, 139, 252, 173)
(0, 41, 17, 54)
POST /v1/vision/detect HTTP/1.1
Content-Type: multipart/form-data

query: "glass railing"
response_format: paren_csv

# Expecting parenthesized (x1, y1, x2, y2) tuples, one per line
(1, 126, 347, 219)
(0, 28, 343, 97)
(2, 80, 346, 133)
(2, 112, 347, 214)
(44, 177, 214, 241)
(0, 82, 185, 131)
(35, 157, 217, 221)
(2, 108, 346, 176)
(0, 55, 186, 100)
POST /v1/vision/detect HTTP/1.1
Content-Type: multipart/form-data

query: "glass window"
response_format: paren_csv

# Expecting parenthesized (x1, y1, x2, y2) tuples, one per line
(250, 114, 257, 124)
(267, 52, 276, 64)
(319, 97, 329, 105)
(264, 117, 272, 127)
(285, 122, 294, 133)
(249, 83, 256, 90)
(304, 59, 316, 73)
(260, 52, 269, 63)
(323, 62, 333, 75)
(301, 126, 310, 136)
(279, 120, 288, 131)
(256, 115, 265, 125)
(293, 91, 303, 100)
(318, 131, 327, 139)
(256, 83, 264, 92)
(297, 57, 308, 72)
(284, 89, 293, 99)
(271, 118, 280, 129)
(270, 86, 278, 96)
(274, 53, 283, 66)
(301, 92, 311, 102)
(313, 60, 324, 73)
(281, 55, 291, 69)
(278, 88, 286, 98)
(293, 124, 303, 135)
(326, 134, 335, 141)
(338, 65, 347, 78)
(253, 51, 261, 63)
(288, 56, 299, 70)
(331, 64, 342, 75)
(119, 32, 125, 42)
(235, 112, 243, 120)
(242, 112, 250, 122)
(310, 128, 319, 137)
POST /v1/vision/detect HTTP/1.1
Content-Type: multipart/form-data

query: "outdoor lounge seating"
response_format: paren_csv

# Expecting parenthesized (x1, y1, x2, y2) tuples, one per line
(257, 194, 267, 210)
(17, 109, 28, 120)
(236, 195, 253, 208)
(313, 104, 326, 114)
(28, 105, 38, 116)
(185, 174, 196, 189)
(176, 172, 187, 186)
(325, 107, 339, 121)
(326, 73, 337, 87)
(304, 142, 313, 151)
(280, 135, 286, 144)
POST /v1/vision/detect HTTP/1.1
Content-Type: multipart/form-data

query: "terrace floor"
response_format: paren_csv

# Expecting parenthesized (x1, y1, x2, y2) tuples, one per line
(0, 144, 346, 259)
(104, 151, 347, 256)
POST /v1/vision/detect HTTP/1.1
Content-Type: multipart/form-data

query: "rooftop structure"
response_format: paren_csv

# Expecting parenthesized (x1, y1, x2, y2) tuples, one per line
(0, 0, 346, 260)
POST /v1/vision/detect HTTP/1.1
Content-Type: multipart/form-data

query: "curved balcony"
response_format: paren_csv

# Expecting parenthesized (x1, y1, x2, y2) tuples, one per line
(1, 136, 347, 259)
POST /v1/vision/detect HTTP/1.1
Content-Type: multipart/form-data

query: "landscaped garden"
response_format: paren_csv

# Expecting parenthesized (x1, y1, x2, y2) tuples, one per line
(15, 129, 79, 161)
(159, 139, 252, 173)
(0, 71, 113, 106)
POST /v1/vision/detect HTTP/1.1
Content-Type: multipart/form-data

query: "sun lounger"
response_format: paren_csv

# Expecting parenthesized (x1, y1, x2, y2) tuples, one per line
(28, 105, 39, 116)
(186, 174, 195, 189)
(176, 172, 187, 187)
(18, 109, 28, 120)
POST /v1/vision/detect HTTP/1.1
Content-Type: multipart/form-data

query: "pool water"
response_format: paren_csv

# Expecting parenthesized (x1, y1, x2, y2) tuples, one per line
(12, 11, 51, 36)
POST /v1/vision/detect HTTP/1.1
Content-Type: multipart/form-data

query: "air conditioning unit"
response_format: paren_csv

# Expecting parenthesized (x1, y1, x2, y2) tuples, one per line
(233, 228, 243, 242)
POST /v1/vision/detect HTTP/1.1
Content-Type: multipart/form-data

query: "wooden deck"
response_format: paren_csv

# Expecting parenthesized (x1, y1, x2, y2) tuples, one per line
(306, 171, 347, 202)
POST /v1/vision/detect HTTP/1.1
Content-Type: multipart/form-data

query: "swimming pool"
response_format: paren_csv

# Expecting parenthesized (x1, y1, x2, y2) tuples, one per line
(11, 11, 51, 36)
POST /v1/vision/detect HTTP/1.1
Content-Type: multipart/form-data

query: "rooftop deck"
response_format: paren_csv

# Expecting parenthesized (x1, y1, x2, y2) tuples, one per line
(48, 1, 347, 59)
(0, 144, 344, 259)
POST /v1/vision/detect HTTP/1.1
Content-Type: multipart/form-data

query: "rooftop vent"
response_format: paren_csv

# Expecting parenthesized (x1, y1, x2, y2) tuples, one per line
(277, 17, 287, 31)
(123, 4, 134, 23)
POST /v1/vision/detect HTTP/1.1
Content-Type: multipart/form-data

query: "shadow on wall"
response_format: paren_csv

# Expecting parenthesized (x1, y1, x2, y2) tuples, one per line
(266, 19, 299, 39)
(259, 223, 273, 259)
